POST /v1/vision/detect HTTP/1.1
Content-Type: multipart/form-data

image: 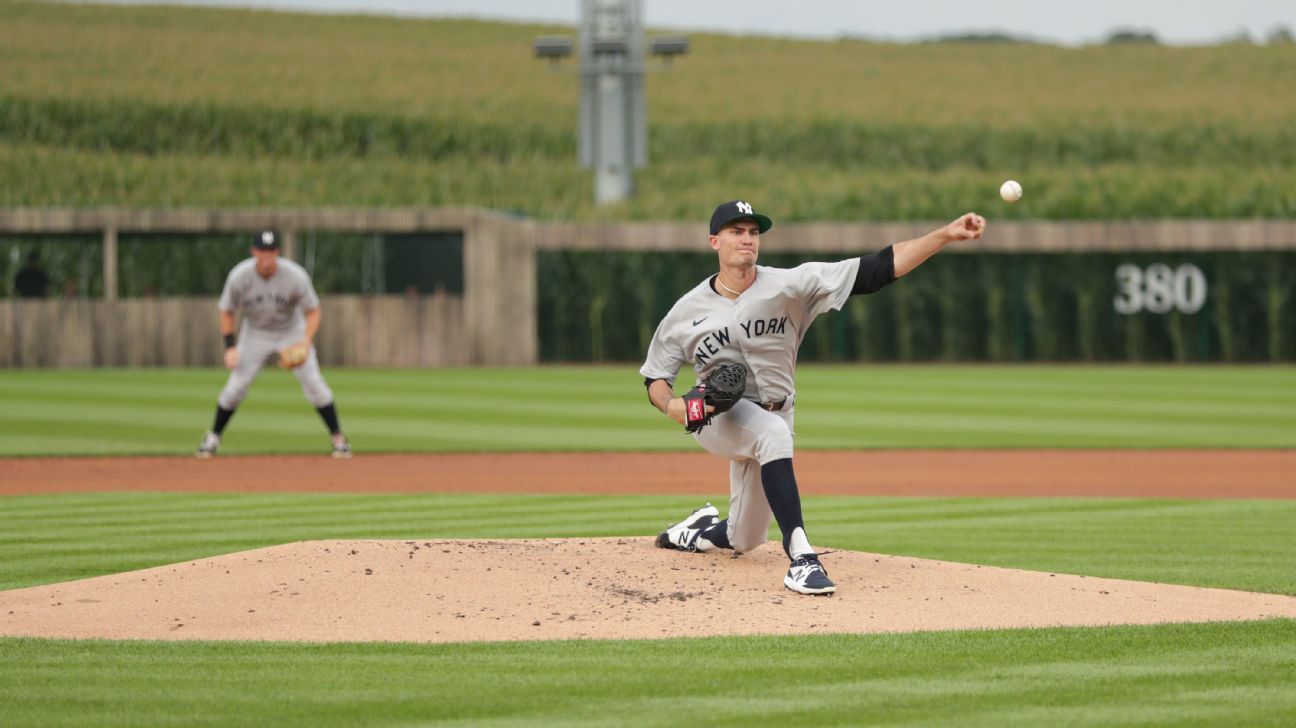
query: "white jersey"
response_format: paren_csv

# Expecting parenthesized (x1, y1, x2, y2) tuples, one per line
(218, 258, 320, 337)
(640, 260, 860, 403)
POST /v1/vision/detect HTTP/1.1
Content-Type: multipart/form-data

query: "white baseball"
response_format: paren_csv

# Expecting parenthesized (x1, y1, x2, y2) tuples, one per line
(1000, 180, 1023, 203)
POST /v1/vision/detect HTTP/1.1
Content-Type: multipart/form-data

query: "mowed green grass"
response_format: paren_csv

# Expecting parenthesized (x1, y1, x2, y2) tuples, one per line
(0, 365, 1293, 456)
(2, 365, 1293, 725)
(1, 491, 1294, 726)
(2, 492, 1293, 594)
(3, 621, 1295, 727)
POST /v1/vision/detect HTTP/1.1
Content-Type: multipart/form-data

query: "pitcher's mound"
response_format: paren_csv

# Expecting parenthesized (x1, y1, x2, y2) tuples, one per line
(2, 539, 1294, 643)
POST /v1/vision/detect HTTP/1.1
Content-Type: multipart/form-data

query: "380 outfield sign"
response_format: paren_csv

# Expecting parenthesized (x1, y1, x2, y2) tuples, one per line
(1114, 263, 1207, 315)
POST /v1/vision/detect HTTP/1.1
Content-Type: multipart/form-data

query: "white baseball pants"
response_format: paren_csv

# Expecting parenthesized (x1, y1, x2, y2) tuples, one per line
(217, 327, 334, 410)
(693, 398, 795, 553)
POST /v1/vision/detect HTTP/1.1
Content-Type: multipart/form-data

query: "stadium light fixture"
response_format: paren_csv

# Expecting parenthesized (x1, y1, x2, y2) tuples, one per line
(533, 36, 574, 60)
(649, 36, 689, 57)
(533, 1, 687, 205)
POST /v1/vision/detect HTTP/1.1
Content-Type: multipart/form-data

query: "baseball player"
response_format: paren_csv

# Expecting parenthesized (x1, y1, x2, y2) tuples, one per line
(641, 201, 985, 595)
(195, 231, 351, 458)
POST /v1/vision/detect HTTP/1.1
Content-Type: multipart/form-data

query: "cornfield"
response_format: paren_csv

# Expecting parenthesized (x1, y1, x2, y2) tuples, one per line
(2, 1, 1292, 362)
(0, 1, 1292, 218)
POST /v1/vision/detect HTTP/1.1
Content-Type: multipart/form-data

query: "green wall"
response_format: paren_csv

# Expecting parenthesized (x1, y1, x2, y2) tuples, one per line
(538, 251, 1296, 363)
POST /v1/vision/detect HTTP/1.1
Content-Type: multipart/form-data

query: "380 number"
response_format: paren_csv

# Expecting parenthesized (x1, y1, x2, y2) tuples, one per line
(1113, 263, 1207, 315)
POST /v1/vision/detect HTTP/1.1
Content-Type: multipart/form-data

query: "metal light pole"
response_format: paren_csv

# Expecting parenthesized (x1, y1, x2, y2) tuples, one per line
(535, 1, 687, 205)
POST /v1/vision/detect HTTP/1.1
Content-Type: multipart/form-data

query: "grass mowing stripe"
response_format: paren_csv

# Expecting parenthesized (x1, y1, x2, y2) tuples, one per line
(803, 387, 1296, 418)
(0, 400, 666, 434)
(809, 497, 1296, 594)
(2, 366, 1293, 454)
(799, 372, 1268, 396)
(804, 407, 1287, 434)
(2, 498, 1291, 722)
(2, 493, 1293, 595)
(1, 621, 1294, 727)
(795, 425, 1286, 449)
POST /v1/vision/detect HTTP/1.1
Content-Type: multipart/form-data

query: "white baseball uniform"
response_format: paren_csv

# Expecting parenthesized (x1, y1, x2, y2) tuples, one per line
(640, 259, 861, 552)
(216, 257, 333, 409)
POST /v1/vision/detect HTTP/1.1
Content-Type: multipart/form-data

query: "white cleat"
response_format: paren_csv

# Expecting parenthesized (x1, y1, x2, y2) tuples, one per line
(784, 553, 836, 596)
(195, 431, 221, 459)
(330, 432, 352, 459)
(655, 503, 719, 552)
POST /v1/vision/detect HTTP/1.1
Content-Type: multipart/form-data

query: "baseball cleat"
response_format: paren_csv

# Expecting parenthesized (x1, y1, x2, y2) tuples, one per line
(655, 503, 719, 552)
(330, 432, 352, 459)
(784, 553, 836, 595)
(195, 431, 221, 459)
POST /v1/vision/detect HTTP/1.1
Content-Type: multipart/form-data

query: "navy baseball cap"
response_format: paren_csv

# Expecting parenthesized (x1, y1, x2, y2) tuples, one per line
(709, 200, 772, 235)
(251, 231, 280, 250)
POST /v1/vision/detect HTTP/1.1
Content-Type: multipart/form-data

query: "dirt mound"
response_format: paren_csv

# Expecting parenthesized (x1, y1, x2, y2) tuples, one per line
(2, 539, 1293, 644)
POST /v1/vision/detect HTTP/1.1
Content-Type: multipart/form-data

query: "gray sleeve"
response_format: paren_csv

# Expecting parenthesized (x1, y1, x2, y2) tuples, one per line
(639, 314, 686, 385)
(217, 268, 240, 312)
(795, 259, 862, 319)
(298, 270, 320, 311)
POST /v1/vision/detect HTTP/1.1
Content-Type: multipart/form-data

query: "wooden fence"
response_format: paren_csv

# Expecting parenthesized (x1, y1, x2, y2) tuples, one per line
(0, 294, 465, 368)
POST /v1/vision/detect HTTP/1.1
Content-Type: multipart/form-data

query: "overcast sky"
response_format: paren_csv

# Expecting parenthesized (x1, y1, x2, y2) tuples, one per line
(108, 0, 1295, 44)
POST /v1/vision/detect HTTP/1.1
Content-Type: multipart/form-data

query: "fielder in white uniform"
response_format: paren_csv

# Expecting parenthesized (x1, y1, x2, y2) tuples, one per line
(195, 231, 351, 458)
(642, 200, 985, 595)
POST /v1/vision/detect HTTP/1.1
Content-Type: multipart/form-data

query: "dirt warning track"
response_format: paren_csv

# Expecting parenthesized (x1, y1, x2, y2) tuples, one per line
(2, 449, 1293, 498)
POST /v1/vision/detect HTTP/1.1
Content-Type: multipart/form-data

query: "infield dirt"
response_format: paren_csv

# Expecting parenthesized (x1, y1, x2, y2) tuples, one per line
(3, 538, 1295, 644)
(4, 449, 1292, 643)
(3, 449, 1294, 498)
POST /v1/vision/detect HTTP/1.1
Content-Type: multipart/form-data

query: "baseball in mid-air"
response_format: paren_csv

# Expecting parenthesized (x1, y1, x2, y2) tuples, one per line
(1000, 179, 1023, 203)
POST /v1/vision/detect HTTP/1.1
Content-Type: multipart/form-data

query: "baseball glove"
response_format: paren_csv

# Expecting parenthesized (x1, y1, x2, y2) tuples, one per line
(683, 362, 747, 433)
(277, 342, 310, 370)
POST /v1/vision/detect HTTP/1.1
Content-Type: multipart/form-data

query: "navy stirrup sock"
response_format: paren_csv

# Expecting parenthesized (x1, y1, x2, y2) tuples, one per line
(760, 458, 806, 558)
(699, 518, 731, 549)
(316, 402, 341, 434)
(212, 406, 235, 435)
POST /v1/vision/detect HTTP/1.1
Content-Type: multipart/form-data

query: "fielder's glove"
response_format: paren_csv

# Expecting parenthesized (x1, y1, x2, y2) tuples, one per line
(277, 342, 310, 370)
(683, 362, 747, 433)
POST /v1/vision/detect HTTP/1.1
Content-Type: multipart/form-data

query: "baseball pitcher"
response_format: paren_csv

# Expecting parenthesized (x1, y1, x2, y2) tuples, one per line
(196, 231, 351, 458)
(642, 200, 985, 595)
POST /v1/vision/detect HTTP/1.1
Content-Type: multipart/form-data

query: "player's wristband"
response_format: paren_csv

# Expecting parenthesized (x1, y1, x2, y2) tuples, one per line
(683, 387, 710, 433)
(223, 334, 236, 349)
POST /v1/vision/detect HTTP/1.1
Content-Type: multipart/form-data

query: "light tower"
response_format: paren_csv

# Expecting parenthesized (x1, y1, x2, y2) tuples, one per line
(535, 1, 687, 205)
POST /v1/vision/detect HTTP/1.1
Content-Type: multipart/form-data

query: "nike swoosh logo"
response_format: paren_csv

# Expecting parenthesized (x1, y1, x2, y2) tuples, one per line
(692, 317, 708, 326)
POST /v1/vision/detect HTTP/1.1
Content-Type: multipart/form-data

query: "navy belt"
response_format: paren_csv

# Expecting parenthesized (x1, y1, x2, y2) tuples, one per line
(756, 399, 787, 412)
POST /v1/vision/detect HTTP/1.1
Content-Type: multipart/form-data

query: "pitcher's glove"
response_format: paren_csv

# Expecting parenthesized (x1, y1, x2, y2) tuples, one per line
(278, 342, 309, 370)
(683, 362, 747, 433)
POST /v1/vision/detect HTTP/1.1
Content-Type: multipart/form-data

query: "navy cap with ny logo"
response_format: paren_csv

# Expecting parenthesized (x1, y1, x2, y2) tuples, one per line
(709, 200, 773, 236)
(251, 231, 281, 250)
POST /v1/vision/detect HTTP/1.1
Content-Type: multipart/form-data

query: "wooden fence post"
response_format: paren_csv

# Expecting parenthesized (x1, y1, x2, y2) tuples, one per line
(102, 227, 118, 302)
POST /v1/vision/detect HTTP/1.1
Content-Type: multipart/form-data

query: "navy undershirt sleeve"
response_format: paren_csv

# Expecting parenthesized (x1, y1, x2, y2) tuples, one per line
(850, 245, 897, 296)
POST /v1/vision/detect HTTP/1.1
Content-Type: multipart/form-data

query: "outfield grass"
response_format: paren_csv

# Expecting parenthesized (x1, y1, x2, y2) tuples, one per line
(3, 361, 1293, 725)
(0, 365, 1292, 456)
(0, 490, 1294, 726)
(2, 621, 1295, 727)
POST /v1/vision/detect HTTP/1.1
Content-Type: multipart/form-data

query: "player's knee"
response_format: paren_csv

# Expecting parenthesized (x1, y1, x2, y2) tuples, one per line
(301, 382, 333, 408)
(730, 527, 771, 554)
(217, 386, 248, 410)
